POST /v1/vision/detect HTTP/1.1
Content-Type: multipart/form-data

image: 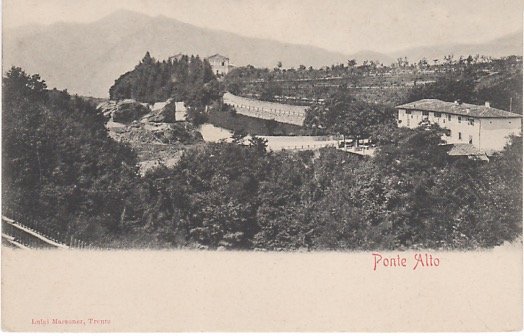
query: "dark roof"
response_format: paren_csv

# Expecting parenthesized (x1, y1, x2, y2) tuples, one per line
(168, 53, 184, 60)
(445, 144, 490, 160)
(446, 143, 484, 156)
(396, 99, 522, 118)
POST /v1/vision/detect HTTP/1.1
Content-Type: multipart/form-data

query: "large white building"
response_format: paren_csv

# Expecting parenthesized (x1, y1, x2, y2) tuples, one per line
(395, 99, 522, 152)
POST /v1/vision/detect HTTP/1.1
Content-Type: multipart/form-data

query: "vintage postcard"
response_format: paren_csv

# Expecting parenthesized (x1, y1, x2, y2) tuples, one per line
(1, 0, 523, 332)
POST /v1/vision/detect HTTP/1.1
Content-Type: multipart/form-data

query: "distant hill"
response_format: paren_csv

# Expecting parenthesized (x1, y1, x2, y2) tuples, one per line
(391, 31, 523, 63)
(3, 10, 349, 97)
(4, 10, 522, 98)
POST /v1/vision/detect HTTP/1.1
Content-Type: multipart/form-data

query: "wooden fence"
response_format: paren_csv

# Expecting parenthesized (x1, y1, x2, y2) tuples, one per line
(2, 216, 92, 249)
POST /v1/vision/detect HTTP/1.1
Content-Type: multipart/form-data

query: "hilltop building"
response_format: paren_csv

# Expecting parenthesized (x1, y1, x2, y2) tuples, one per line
(168, 53, 184, 62)
(395, 99, 522, 152)
(168, 53, 234, 76)
(206, 54, 230, 76)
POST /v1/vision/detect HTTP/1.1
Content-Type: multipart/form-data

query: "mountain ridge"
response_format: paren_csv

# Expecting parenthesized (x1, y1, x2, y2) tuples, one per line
(4, 10, 521, 98)
(390, 30, 523, 63)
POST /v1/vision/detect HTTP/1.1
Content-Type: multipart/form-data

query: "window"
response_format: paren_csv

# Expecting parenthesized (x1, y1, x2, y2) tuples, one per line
(469, 135, 473, 144)
(447, 115, 452, 121)
(398, 119, 402, 124)
(445, 129, 451, 137)
(422, 111, 429, 116)
(458, 132, 462, 140)
(458, 116, 462, 123)
(468, 118, 474, 125)
(221, 61, 225, 66)
(434, 112, 442, 118)
(405, 110, 411, 114)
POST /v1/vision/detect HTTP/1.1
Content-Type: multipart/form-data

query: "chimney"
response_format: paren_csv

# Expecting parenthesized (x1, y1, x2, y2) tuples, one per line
(485, 101, 490, 108)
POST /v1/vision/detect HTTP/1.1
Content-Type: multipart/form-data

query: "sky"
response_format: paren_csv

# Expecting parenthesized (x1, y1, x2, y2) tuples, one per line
(3, 0, 524, 54)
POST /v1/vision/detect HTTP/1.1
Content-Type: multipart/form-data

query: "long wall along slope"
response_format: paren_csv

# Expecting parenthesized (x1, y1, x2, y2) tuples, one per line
(223, 92, 307, 126)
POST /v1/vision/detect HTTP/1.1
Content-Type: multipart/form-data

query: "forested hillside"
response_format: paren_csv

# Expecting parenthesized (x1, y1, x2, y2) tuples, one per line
(224, 56, 523, 114)
(136, 126, 522, 250)
(407, 59, 523, 114)
(2, 67, 144, 245)
(109, 52, 220, 108)
(2, 68, 522, 250)
(303, 87, 396, 137)
(3, 67, 521, 250)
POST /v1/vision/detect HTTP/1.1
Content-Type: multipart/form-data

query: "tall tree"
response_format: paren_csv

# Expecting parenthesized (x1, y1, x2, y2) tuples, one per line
(3, 67, 140, 244)
(304, 88, 394, 142)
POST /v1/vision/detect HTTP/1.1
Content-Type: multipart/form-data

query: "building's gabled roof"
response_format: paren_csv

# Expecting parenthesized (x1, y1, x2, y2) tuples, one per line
(206, 54, 229, 61)
(445, 143, 484, 156)
(396, 99, 522, 118)
(168, 53, 185, 61)
(444, 144, 490, 160)
(442, 143, 493, 161)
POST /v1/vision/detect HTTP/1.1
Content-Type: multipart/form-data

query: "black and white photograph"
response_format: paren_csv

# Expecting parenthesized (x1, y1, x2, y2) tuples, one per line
(1, 0, 523, 332)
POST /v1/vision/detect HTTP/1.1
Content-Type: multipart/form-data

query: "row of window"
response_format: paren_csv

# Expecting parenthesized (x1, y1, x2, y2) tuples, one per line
(403, 110, 475, 125)
(399, 119, 475, 142)
(446, 130, 474, 144)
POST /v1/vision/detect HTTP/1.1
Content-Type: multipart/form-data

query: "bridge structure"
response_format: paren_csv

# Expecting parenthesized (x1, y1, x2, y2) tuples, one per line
(223, 92, 307, 126)
(2, 216, 88, 249)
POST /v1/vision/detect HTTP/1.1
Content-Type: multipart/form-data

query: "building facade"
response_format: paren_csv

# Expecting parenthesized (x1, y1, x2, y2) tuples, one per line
(206, 54, 230, 76)
(395, 99, 522, 152)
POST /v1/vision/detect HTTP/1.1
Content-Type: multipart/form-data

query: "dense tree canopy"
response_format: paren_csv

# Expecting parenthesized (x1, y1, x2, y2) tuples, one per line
(109, 53, 220, 112)
(3, 67, 141, 243)
(137, 124, 521, 250)
(407, 69, 523, 114)
(4, 67, 522, 250)
(304, 88, 395, 138)
(407, 77, 476, 103)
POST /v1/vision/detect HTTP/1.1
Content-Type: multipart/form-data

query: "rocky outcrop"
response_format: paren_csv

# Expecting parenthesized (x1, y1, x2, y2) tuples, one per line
(109, 122, 202, 145)
(97, 98, 181, 124)
(105, 119, 203, 175)
(100, 98, 202, 175)
(143, 99, 177, 123)
(96, 101, 117, 119)
(97, 99, 150, 123)
(161, 122, 203, 144)
(113, 100, 150, 123)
